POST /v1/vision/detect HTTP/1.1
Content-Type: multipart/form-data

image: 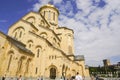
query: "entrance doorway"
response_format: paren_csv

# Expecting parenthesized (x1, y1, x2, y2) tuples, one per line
(50, 68, 56, 79)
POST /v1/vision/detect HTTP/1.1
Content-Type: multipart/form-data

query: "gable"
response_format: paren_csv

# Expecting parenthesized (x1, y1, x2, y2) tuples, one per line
(22, 11, 50, 29)
(8, 20, 38, 39)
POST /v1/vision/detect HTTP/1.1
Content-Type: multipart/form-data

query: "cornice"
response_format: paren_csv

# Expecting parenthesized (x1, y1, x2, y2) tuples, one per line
(21, 19, 38, 31)
(6, 35, 34, 56)
(29, 31, 79, 65)
(57, 27, 74, 33)
(0, 31, 7, 38)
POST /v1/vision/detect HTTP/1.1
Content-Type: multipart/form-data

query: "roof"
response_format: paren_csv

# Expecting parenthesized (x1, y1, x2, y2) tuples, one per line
(8, 19, 38, 32)
(7, 36, 34, 56)
(74, 55, 85, 61)
(57, 27, 74, 33)
(39, 4, 59, 15)
(0, 31, 7, 38)
(0, 31, 34, 56)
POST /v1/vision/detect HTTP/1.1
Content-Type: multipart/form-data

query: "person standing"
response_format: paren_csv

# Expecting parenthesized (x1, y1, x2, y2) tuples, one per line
(18, 75, 22, 80)
(2, 74, 6, 80)
(75, 72, 83, 80)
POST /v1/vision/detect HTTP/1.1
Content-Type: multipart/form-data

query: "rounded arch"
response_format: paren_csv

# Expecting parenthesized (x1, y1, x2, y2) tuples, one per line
(27, 40, 33, 48)
(53, 38, 57, 42)
(35, 45, 42, 49)
(40, 20, 45, 26)
(26, 16, 35, 24)
(58, 43, 60, 47)
(35, 45, 42, 58)
(40, 32, 48, 39)
(7, 50, 14, 72)
(7, 50, 14, 55)
(12, 27, 25, 39)
(27, 40, 33, 43)
(20, 56, 26, 60)
(48, 65, 58, 79)
(48, 65, 57, 70)
(12, 27, 25, 33)
(72, 69, 76, 76)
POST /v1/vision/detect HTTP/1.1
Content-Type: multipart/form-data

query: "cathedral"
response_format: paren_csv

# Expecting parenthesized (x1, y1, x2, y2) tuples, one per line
(0, 4, 89, 79)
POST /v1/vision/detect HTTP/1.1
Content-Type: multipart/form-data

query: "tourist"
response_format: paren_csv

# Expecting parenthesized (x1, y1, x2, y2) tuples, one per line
(2, 74, 6, 80)
(38, 76, 43, 80)
(60, 76, 63, 80)
(91, 75, 94, 80)
(75, 72, 83, 80)
(17, 75, 22, 80)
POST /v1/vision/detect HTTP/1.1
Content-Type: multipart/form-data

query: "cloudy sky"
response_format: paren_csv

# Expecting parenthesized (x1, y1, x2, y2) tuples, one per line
(0, 0, 120, 66)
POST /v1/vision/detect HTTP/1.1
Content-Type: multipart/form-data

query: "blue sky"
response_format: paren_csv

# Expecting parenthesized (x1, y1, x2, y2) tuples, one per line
(0, 0, 120, 66)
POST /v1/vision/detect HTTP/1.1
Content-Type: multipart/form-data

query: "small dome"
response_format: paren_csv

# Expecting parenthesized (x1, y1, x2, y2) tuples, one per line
(39, 4, 59, 15)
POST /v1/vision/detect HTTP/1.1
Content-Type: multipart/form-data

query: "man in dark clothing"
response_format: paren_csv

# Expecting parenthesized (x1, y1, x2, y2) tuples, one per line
(2, 74, 6, 80)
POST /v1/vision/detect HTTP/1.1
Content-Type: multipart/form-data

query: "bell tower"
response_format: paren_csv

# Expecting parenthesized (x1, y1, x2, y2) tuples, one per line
(39, 4, 59, 29)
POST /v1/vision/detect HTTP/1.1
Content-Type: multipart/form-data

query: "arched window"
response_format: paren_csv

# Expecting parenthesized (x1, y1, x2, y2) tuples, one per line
(25, 59, 30, 73)
(40, 32, 47, 39)
(29, 44, 32, 48)
(53, 38, 56, 42)
(36, 45, 42, 58)
(7, 55, 13, 71)
(17, 56, 26, 73)
(40, 20, 45, 26)
(14, 32, 17, 38)
(26, 16, 35, 24)
(27, 40, 33, 48)
(18, 59, 22, 72)
(50, 68, 56, 79)
(12, 27, 25, 39)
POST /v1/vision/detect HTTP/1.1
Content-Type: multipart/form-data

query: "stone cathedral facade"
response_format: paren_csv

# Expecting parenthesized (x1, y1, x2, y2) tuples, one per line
(0, 4, 89, 79)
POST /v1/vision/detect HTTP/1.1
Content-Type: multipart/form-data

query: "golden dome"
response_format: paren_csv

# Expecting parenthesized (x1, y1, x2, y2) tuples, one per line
(39, 4, 59, 15)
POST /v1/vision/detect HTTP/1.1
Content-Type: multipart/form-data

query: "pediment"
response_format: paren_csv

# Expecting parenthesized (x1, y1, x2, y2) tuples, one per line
(22, 12, 50, 28)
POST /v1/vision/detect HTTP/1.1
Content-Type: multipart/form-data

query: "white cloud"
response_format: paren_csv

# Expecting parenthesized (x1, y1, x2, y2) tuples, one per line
(32, 0, 51, 11)
(53, 0, 62, 4)
(32, 0, 63, 11)
(32, 0, 120, 66)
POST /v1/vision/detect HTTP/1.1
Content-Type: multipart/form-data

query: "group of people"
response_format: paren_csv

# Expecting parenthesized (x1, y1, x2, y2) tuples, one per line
(61, 72, 83, 80)
(74, 72, 83, 80)
(1, 72, 83, 80)
(1, 74, 22, 80)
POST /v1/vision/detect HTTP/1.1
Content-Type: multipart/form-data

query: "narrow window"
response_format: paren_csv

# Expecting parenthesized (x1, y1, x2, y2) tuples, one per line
(19, 31, 22, 38)
(48, 11, 51, 20)
(19, 59, 22, 72)
(49, 56, 51, 59)
(44, 11, 45, 17)
(37, 49, 40, 57)
(55, 55, 56, 59)
(25, 60, 29, 73)
(29, 44, 31, 48)
(7, 55, 12, 71)
(35, 67, 38, 74)
(52, 56, 54, 59)
(14, 32, 17, 38)
(53, 12, 55, 21)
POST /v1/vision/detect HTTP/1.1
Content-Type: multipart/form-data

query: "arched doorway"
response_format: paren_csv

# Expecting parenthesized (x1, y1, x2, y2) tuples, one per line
(50, 67, 56, 79)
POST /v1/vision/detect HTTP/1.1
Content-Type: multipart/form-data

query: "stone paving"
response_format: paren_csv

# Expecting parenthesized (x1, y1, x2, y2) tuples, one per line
(0, 77, 120, 80)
